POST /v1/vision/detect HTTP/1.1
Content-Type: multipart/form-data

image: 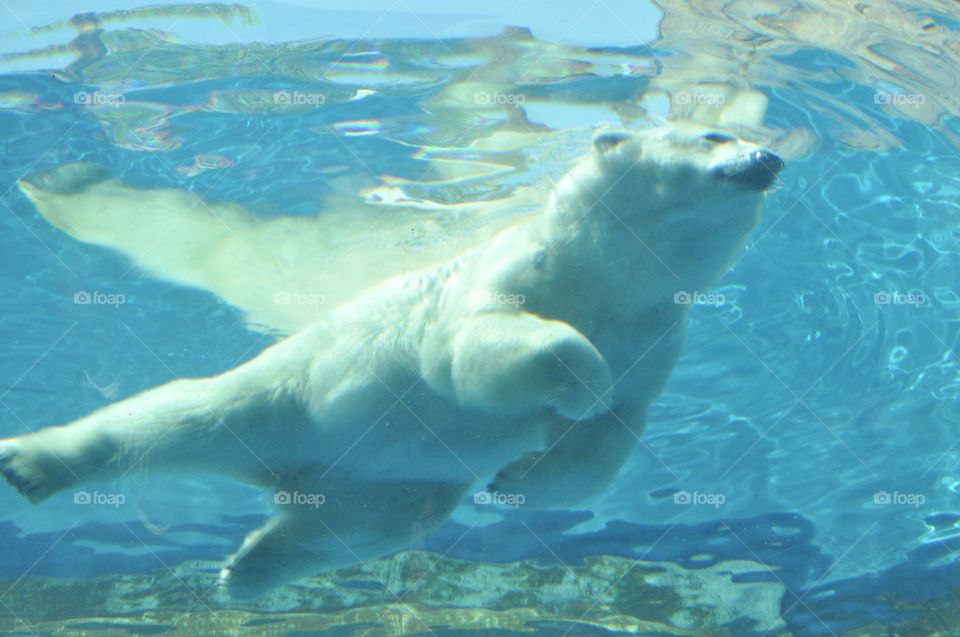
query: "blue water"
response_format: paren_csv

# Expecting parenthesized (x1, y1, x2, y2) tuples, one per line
(2, 1, 960, 635)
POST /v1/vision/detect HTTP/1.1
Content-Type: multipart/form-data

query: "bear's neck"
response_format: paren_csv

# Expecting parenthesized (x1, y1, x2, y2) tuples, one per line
(535, 166, 762, 314)
(538, 173, 663, 287)
(515, 192, 673, 326)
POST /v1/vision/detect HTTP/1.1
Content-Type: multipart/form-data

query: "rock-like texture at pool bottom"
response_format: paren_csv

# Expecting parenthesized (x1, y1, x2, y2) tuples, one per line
(0, 552, 786, 636)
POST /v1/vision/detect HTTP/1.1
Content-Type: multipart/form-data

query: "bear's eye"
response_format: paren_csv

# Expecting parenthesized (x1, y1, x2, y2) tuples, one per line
(594, 131, 631, 154)
(703, 132, 735, 144)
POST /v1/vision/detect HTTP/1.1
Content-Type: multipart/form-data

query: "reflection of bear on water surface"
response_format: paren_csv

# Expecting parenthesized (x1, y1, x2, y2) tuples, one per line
(0, 123, 783, 598)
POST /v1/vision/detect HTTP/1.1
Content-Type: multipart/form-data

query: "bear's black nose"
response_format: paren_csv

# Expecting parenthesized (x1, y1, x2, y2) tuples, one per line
(715, 149, 784, 191)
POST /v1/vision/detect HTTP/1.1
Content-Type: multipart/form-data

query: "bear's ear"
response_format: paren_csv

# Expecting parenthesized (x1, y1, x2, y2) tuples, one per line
(593, 130, 631, 154)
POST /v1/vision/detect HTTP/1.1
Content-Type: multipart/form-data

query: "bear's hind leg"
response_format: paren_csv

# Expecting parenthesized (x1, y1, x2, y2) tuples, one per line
(221, 478, 469, 598)
(0, 374, 272, 503)
(488, 408, 643, 508)
(219, 512, 330, 600)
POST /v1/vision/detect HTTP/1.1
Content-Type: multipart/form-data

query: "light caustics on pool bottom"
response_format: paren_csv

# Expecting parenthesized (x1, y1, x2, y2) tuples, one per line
(1, 1, 960, 635)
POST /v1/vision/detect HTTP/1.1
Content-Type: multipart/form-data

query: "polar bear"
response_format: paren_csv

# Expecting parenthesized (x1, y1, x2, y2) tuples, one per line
(0, 123, 782, 598)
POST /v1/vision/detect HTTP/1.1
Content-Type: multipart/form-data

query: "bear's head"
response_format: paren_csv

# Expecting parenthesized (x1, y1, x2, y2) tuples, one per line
(588, 124, 783, 200)
(549, 123, 783, 304)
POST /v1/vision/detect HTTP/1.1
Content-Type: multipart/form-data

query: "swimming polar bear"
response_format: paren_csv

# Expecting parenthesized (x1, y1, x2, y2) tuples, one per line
(0, 124, 782, 598)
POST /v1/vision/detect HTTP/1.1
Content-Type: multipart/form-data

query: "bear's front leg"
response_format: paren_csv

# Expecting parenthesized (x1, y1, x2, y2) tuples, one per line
(434, 312, 614, 420)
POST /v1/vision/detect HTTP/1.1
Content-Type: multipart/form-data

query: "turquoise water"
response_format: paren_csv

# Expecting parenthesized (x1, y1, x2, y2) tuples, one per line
(2, 1, 960, 635)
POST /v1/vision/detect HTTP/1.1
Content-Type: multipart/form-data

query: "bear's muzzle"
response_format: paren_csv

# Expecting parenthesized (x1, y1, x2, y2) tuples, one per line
(713, 149, 784, 191)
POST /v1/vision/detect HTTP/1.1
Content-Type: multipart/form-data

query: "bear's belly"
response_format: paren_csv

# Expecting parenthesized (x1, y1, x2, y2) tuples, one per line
(276, 383, 547, 484)
(293, 385, 547, 485)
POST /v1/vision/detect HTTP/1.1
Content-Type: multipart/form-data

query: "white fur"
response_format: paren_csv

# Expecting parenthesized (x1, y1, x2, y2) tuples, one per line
(1, 123, 777, 598)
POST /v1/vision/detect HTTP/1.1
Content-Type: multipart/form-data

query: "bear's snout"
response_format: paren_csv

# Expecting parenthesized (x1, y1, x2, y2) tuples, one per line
(713, 149, 784, 191)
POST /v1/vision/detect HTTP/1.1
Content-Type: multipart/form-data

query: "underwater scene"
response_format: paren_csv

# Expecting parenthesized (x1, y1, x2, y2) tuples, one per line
(1, 0, 960, 635)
